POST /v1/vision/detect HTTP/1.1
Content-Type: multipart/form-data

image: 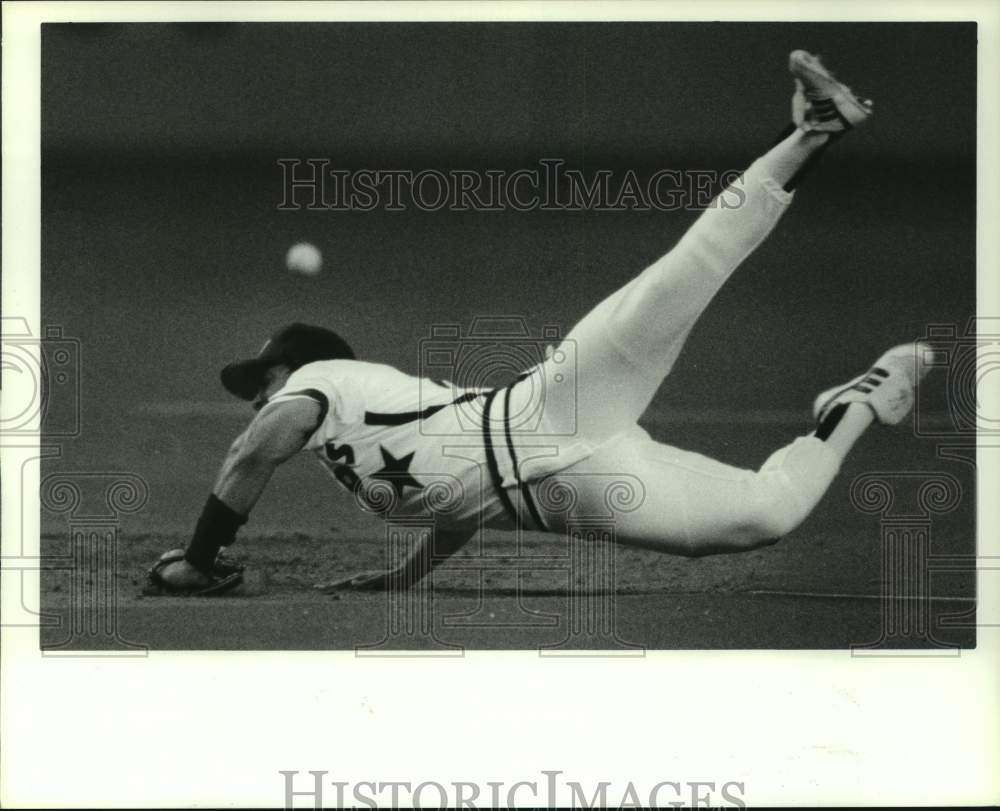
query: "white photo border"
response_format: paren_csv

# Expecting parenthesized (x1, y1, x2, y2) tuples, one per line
(2, 1, 998, 807)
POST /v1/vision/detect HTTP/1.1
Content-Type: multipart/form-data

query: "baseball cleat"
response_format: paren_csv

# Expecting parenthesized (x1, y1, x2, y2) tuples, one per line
(789, 49, 873, 132)
(813, 343, 934, 426)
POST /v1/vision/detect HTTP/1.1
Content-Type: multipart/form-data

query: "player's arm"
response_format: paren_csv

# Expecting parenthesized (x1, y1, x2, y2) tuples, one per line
(315, 526, 474, 592)
(153, 398, 320, 592)
(211, 397, 320, 515)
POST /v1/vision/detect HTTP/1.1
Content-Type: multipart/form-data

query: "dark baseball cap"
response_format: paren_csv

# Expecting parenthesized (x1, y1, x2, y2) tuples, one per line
(220, 323, 355, 400)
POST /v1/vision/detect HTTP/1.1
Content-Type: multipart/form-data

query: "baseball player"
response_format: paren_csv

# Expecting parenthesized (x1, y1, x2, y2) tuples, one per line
(149, 51, 933, 596)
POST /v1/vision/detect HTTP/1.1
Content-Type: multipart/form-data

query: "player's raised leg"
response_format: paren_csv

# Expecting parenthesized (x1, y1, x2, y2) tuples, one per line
(536, 343, 932, 554)
(534, 50, 873, 445)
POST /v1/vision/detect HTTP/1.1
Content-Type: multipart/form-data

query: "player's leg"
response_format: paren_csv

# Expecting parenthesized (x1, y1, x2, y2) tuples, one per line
(534, 343, 931, 554)
(535, 427, 840, 555)
(532, 51, 872, 446)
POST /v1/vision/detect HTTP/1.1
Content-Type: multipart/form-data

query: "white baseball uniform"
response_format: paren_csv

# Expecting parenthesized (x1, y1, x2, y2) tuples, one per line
(261, 359, 582, 530)
(264, 160, 842, 549)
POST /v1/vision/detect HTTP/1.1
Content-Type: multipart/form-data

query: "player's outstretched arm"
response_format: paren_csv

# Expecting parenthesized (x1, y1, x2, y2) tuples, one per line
(212, 398, 320, 515)
(149, 398, 321, 595)
(315, 527, 474, 593)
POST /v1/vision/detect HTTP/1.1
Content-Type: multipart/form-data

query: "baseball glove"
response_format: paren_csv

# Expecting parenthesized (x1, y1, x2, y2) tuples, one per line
(144, 548, 245, 597)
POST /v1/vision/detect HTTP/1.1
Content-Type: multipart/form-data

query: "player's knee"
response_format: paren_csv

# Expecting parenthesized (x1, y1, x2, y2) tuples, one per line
(677, 483, 804, 555)
(744, 491, 807, 543)
(743, 472, 809, 546)
(673, 530, 779, 557)
(742, 531, 783, 551)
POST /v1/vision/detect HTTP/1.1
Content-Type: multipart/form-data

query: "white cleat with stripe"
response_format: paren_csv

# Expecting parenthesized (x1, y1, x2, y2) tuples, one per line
(813, 343, 935, 427)
(790, 49, 874, 133)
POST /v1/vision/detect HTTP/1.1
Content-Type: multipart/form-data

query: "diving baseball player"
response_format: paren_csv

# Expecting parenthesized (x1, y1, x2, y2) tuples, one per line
(149, 51, 933, 596)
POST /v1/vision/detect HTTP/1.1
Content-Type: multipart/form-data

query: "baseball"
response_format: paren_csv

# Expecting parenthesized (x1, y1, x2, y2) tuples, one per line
(286, 242, 323, 276)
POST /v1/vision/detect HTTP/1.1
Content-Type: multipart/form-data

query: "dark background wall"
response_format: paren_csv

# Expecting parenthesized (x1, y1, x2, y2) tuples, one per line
(41, 22, 976, 530)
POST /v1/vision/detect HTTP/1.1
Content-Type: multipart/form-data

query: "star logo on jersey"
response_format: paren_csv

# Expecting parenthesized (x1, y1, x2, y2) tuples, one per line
(369, 446, 424, 499)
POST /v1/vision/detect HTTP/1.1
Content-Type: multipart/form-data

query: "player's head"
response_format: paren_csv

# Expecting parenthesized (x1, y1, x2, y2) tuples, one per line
(220, 323, 354, 402)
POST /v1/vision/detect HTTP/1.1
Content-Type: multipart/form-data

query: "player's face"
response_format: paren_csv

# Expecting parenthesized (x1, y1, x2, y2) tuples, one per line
(253, 364, 291, 411)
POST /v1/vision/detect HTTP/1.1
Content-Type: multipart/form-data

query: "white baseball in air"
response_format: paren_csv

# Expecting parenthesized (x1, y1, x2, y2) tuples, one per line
(286, 242, 323, 276)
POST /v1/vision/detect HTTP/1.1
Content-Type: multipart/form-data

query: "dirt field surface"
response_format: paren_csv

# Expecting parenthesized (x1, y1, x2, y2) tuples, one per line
(39, 590, 975, 652)
(39, 421, 976, 652)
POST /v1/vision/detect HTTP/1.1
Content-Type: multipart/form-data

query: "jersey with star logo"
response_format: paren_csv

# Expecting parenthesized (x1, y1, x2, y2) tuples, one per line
(259, 358, 597, 528)
(260, 359, 490, 522)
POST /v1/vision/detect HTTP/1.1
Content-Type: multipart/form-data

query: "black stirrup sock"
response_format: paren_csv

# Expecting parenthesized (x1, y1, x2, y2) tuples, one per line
(815, 402, 849, 441)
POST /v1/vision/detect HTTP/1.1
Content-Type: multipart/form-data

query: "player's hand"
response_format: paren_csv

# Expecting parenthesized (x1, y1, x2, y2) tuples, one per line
(314, 570, 401, 593)
(158, 558, 215, 590)
(145, 548, 245, 596)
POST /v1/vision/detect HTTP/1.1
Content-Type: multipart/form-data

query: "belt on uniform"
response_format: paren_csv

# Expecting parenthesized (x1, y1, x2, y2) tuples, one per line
(481, 383, 549, 532)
